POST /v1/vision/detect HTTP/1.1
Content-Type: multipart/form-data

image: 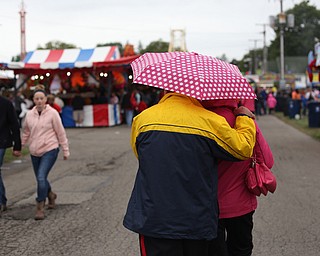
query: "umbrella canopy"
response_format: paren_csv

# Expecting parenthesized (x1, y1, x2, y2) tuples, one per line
(131, 52, 256, 100)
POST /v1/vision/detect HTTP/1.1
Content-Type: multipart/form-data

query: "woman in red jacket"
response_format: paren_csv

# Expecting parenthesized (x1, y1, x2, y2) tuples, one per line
(202, 99, 274, 256)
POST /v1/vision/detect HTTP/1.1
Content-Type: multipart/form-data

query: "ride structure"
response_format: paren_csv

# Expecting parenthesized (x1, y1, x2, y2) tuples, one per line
(307, 38, 320, 87)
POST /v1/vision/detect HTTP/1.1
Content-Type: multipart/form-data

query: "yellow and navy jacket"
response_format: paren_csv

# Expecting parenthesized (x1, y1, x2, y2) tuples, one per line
(123, 93, 256, 240)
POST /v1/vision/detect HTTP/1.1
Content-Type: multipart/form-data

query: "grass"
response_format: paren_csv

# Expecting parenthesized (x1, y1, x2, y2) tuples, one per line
(274, 111, 320, 141)
(3, 148, 29, 163)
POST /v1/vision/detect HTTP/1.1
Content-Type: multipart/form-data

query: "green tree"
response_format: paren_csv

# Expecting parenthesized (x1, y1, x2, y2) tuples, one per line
(96, 42, 124, 56)
(268, 1, 320, 59)
(11, 55, 21, 62)
(217, 54, 228, 62)
(238, 48, 264, 75)
(139, 39, 169, 54)
(37, 40, 77, 50)
(236, 1, 320, 73)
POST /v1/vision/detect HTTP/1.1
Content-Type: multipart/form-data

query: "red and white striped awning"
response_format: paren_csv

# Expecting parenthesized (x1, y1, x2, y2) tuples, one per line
(7, 46, 123, 70)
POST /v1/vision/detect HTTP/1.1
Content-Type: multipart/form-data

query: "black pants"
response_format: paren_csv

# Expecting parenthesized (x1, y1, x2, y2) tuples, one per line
(139, 235, 210, 256)
(208, 211, 254, 256)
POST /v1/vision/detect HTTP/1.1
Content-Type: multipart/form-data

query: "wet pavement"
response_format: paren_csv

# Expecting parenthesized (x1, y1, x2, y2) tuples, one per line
(1, 115, 320, 256)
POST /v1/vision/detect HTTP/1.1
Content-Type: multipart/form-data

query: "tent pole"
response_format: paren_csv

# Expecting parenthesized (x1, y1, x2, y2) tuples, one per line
(106, 72, 113, 103)
(15, 74, 31, 91)
(88, 72, 99, 82)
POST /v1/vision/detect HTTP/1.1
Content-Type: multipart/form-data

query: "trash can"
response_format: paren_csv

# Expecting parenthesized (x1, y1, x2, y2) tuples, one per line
(308, 102, 320, 128)
(283, 97, 290, 116)
(276, 96, 285, 112)
(288, 100, 301, 119)
(61, 106, 76, 128)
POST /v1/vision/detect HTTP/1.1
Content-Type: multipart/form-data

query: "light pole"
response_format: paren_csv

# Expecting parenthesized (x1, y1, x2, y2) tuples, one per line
(19, 0, 27, 61)
(279, 0, 286, 89)
(269, 1, 295, 90)
(249, 39, 262, 74)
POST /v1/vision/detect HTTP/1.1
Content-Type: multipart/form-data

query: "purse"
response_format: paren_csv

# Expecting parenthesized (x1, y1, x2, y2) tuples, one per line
(245, 153, 277, 196)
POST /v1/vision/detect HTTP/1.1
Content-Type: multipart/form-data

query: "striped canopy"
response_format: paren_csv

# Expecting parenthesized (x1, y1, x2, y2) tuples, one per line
(7, 46, 121, 70)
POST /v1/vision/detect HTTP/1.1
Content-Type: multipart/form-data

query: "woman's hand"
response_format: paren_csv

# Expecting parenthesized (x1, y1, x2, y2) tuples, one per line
(12, 150, 21, 157)
(234, 106, 256, 120)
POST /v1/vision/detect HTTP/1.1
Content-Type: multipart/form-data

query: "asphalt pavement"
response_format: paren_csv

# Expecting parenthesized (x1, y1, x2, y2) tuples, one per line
(0, 114, 320, 256)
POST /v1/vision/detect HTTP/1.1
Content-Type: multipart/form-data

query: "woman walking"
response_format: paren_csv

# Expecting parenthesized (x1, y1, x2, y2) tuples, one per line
(22, 85, 70, 220)
(202, 99, 274, 256)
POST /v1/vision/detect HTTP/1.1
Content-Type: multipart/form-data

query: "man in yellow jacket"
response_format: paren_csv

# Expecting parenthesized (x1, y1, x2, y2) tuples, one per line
(123, 92, 256, 256)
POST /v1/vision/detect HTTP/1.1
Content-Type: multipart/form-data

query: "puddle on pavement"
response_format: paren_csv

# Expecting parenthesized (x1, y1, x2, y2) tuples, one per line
(1, 205, 34, 220)
(0, 204, 74, 221)
(83, 161, 115, 175)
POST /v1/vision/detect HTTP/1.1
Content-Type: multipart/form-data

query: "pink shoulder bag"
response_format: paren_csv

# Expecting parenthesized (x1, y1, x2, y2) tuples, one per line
(245, 153, 277, 196)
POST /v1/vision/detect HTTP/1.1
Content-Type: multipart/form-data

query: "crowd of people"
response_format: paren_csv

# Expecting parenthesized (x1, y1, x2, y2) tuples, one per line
(289, 87, 320, 117)
(254, 85, 320, 120)
(254, 87, 278, 116)
(0, 84, 163, 128)
(2, 90, 64, 126)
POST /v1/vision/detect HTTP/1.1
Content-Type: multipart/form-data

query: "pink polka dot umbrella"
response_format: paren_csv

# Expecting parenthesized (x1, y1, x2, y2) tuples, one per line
(131, 52, 256, 100)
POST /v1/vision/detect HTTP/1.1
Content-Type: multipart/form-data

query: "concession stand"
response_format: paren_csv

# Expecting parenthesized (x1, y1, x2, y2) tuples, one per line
(6, 46, 139, 127)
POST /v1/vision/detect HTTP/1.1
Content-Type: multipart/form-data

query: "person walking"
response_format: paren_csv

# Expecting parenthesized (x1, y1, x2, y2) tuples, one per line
(123, 91, 257, 256)
(202, 99, 274, 256)
(267, 91, 277, 114)
(71, 94, 85, 127)
(0, 95, 22, 214)
(47, 94, 62, 114)
(21, 85, 70, 220)
(121, 87, 139, 126)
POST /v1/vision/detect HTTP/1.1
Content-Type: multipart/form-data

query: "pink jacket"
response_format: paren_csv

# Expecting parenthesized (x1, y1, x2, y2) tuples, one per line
(204, 100, 274, 219)
(267, 93, 277, 109)
(22, 105, 70, 158)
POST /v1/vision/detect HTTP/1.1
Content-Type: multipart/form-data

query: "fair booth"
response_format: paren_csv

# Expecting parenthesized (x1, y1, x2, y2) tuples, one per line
(6, 46, 138, 128)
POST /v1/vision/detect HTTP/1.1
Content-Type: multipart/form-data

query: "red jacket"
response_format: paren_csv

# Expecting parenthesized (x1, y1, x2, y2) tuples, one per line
(204, 99, 274, 218)
(50, 103, 62, 113)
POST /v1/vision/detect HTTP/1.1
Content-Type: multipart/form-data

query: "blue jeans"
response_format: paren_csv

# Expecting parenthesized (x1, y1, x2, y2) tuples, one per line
(125, 109, 134, 126)
(31, 148, 59, 202)
(0, 148, 7, 206)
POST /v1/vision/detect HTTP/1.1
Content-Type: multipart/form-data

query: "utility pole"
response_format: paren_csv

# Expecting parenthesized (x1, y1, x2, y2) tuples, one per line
(269, 1, 293, 90)
(256, 23, 268, 75)
(249, 39, 261, 74)
(19, 0, 26, 61)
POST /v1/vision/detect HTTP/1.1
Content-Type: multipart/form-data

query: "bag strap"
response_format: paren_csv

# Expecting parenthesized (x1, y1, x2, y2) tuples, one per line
(251, 151, 257, 168)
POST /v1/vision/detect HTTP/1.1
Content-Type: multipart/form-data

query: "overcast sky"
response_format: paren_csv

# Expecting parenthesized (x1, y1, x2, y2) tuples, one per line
(0, 0, 319, 63)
